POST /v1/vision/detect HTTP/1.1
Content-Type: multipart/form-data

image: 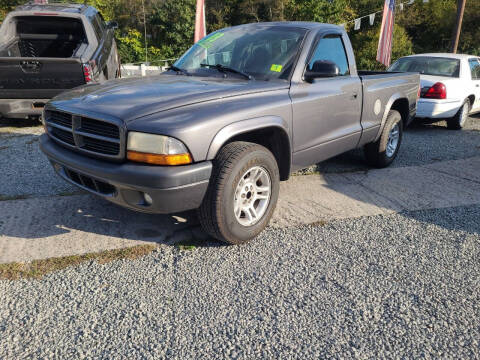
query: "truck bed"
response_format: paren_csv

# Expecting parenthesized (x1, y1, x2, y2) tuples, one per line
(358, 71, 420, 134)
(0, 15, 88, 117)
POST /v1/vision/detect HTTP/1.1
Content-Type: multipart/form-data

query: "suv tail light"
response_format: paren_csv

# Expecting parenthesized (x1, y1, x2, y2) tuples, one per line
(422, 82, 447, 99)
(83, 63, 93, 83)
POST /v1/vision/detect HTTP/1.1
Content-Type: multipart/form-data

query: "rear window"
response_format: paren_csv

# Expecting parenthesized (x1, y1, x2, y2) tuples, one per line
(15, 16, 85, 40)
(389, 56, 460, 78)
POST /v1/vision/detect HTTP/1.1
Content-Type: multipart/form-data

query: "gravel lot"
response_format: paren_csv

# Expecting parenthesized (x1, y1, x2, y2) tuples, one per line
(1, 205, 479, 358)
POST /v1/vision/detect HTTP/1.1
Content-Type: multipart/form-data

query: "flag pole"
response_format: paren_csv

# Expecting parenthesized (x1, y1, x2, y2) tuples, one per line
(450, 0, 467, 53)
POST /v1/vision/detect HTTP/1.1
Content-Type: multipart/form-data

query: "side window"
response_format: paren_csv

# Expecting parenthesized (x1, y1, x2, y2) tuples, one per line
(469, 59, 480, 80)
(96, 13, 106, 31)
(308, 35, 350, 76)
(89, 14, 103, 41)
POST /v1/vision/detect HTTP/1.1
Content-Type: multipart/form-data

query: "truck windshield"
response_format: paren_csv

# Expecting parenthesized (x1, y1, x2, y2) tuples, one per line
(174, 25, 307, 81)
(389, 57, 460, 78)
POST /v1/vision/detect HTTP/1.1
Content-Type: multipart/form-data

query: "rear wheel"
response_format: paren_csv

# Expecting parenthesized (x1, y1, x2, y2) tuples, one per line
(198, 141, 280, 245)
(447, 99, 470, 130)
(364, 109, 403, 168)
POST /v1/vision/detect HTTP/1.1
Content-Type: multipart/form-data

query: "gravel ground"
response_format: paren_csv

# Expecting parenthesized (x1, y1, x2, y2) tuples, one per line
(0, 120, 77, 198)
(1, 116, 479, 197)
(1, 204, 479, 359)
(305, 115, 480, 174)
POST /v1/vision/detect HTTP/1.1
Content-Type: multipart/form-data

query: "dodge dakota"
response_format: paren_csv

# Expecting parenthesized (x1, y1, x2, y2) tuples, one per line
(40, 22, 420, 244)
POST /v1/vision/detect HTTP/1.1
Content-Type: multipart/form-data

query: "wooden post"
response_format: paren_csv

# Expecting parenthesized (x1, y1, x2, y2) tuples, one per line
(450, 0, 467, 53)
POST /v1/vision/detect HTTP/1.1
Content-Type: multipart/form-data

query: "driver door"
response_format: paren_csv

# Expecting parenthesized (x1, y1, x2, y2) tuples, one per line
(290, 34, 362, 168)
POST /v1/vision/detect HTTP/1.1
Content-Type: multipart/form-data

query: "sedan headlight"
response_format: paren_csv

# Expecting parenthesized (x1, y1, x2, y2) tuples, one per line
(127, 132, 192, 165)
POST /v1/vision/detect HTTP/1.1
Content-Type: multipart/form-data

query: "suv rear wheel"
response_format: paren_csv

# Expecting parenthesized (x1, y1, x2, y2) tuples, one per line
(198, 141, 280, 245)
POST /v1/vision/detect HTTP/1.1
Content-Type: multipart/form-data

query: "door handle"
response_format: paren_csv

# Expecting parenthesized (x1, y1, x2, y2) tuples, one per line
(476, 84, 479, 87)
(351, 92, 358, 99)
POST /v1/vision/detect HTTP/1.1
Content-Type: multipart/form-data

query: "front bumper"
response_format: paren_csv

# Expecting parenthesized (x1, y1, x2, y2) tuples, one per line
(0, 99, 48, 119)
(40, 134, 212, 214)
(416, 99, 462, 119)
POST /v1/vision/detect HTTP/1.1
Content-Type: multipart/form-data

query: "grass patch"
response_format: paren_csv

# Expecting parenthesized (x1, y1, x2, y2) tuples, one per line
(57, 190, 85, 197)
(25, 137, 39, 145)
(0, 194, 29, 201)
(175, 236, 205, 251)
(309, 220, 328, 227)
(0, 244, 158, 280)
(176, 244, 197, 251)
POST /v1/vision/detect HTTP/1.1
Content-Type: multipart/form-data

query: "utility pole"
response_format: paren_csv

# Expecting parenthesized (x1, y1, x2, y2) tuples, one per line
(142, 0, 148, 64)
(450, 0, 467, 53)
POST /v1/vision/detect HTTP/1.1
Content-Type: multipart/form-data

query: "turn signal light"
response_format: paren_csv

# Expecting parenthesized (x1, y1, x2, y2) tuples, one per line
(127, 151, 192, 165)
(422, 82, 447, 99)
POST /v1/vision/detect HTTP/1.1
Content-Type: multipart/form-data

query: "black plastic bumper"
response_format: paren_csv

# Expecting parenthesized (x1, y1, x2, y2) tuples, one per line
(40, 134, 212, 214)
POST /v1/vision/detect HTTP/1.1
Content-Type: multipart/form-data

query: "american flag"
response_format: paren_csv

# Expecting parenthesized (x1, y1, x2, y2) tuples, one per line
(376, 0, 396, 67)
(194, 0, 206, 43)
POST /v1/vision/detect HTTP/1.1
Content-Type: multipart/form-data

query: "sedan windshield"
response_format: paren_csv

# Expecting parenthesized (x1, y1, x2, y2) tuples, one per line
(389, 56, 461, 78)
(174, 25, 307, 81)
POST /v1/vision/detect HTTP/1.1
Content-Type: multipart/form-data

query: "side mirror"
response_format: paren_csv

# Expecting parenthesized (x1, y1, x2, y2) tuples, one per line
(304, 60, 340, 82)
(106, 21, 118, 30)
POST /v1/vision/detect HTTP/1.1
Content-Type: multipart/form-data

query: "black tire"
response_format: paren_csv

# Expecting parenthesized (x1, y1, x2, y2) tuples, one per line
(364, 109, 403, 168)
(447, 99, 470, 130)
(198, 141, 280, 245)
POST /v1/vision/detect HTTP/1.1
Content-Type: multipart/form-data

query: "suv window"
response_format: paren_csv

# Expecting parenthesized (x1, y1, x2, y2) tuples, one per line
(468, 58, 480, 80)
(308, 35, 349, 76)
(89, 13, 103, 41)
(96, 13, 106, 31)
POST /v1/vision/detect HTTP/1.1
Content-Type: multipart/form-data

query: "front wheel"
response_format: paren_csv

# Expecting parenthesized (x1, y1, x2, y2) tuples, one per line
(198, 141, 280, 245)
(447, 99, 470, 130)
(364, 109, 403, 168)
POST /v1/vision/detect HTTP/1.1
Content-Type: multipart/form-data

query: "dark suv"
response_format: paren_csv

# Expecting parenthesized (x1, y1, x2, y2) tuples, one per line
(0, 2, 120, 120)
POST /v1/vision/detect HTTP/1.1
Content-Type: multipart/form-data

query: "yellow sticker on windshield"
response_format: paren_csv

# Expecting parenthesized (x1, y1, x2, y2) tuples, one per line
(270, 64, 283, 72)
(198, 32, 225, 49)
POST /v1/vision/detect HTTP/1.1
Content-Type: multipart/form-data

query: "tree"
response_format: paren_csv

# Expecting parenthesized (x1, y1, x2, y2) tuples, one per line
(349, 25, 413, 70)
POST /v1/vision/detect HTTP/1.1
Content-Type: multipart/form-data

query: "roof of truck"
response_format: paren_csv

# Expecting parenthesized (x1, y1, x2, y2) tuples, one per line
(222, 22, 344, 33)
(15, 2, 91, 14)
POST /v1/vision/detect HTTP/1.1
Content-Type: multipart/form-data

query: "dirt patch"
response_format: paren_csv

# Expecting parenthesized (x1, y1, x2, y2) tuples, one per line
(0, 244, 158, 280)
(0, 194, 29, 201)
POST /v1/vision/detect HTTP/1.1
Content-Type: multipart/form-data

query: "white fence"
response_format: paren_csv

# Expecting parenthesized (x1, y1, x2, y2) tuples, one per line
(120, 60, 176, 78)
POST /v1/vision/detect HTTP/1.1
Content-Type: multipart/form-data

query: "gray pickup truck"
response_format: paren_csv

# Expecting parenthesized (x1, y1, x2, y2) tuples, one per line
(0, 2, 119, 120)
(40, 22, 419, 244)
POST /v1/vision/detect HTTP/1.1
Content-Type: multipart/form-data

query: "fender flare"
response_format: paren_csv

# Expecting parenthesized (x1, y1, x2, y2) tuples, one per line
(206, 116, 291, 160)
(374, 92, 407, 142)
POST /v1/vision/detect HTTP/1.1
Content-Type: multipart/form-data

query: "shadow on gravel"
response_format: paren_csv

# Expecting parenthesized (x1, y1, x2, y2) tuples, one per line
(0, 194, 224, 247)
(0, 117, 42, 129)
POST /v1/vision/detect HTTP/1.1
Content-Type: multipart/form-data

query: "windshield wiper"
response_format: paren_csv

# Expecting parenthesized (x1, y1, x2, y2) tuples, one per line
(200, 63, 252, 80)
(167, 65, 190, 76)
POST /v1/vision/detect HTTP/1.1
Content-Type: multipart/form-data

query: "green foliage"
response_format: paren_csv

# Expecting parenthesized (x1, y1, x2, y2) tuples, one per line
(149, 0, 196, 59)
(0, 0, 478, 64)
(284, 0, 355, 24)
(350, 25, 413, 70)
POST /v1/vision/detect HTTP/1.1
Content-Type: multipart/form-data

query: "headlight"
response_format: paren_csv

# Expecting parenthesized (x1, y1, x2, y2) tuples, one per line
(127, 132, 192, 165)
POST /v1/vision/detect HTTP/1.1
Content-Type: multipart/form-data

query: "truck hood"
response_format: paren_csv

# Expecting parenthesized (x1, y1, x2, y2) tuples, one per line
(50, 74, 289, 122)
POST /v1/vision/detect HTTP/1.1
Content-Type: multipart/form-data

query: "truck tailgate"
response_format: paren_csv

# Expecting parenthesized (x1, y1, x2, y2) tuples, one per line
(0, 57, 85, 99)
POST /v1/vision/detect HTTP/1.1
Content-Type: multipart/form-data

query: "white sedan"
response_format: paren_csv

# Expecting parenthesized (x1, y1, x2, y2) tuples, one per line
(389, 53, 480, 129)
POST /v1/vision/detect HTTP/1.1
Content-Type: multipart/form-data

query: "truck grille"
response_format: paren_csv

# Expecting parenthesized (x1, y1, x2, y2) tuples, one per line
(64, 167, 116, 195)
(44, 110, 124, 160)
